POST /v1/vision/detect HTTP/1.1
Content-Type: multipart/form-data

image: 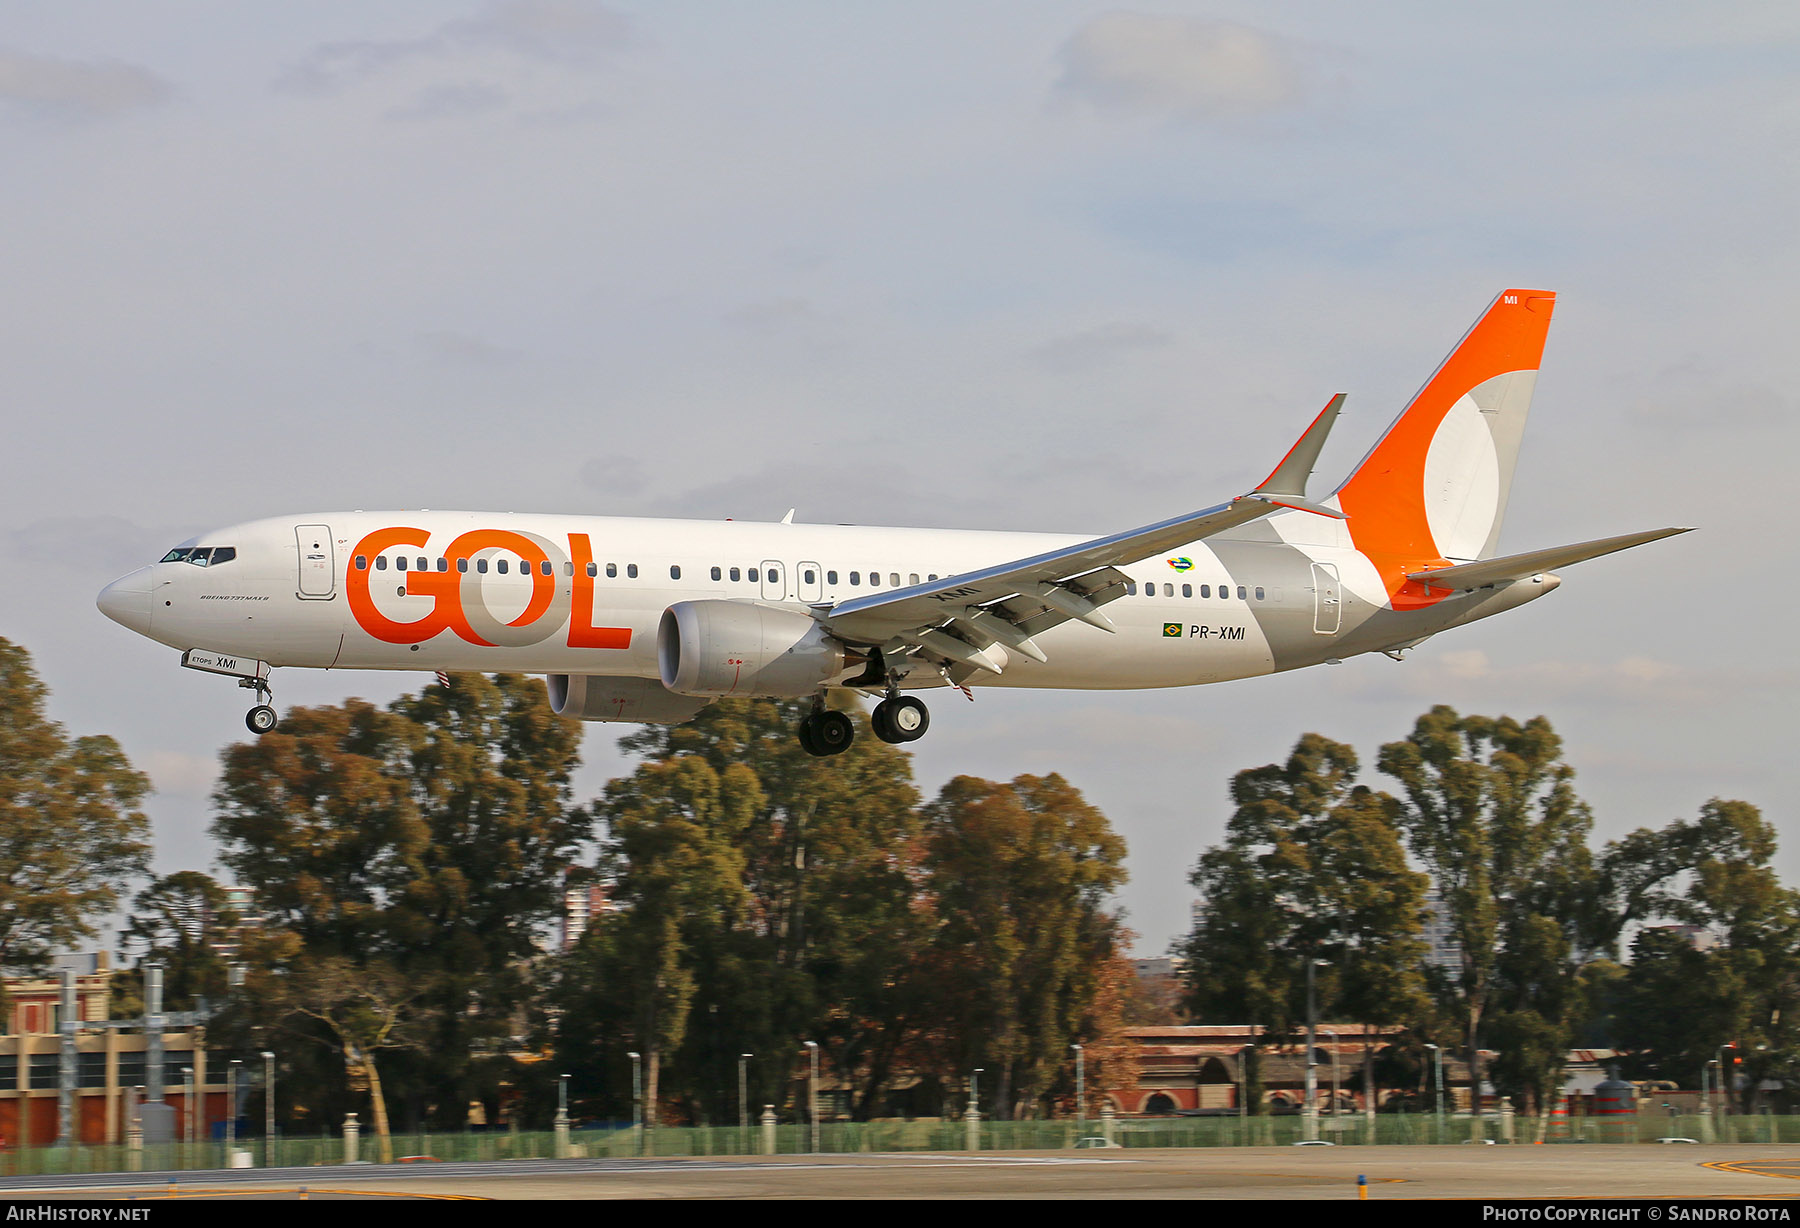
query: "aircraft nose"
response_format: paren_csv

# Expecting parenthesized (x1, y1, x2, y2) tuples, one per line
(97, 567, 154, 635)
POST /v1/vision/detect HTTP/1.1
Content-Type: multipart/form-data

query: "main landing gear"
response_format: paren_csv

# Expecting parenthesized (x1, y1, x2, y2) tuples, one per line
(795, 694, 931, 758)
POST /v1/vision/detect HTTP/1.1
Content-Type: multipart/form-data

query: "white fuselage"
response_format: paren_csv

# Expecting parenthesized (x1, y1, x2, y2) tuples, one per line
(96, 509, 1553, 696)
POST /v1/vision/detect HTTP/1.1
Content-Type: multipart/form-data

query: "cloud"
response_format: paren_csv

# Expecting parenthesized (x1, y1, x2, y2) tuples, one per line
(1054, 14, 1304, 120)
(278, 0, 631, 95)
(1328, 648, 1774, 709)
(578, 455, 649, 498)
(142, 750, 219, 801)
(414, 330, 522, 366)
(0, 47, 173, 119)
(1028, 322, 1173, 372)
(386, 82, 511, 122)
(5, 517, 174, 576)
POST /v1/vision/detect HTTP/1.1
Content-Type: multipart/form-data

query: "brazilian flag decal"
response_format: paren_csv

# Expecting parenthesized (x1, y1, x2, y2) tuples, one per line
(1162, 623, 1183, 638)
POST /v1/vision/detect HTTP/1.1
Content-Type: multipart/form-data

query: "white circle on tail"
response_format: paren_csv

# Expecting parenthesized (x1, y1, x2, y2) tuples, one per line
(1422, 392, 1501, 560)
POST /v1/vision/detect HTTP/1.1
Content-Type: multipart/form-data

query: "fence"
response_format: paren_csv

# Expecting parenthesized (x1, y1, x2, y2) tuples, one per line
(4, 1112, 1799, 1178)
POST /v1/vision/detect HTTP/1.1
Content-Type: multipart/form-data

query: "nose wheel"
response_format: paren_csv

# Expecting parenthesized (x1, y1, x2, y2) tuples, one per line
(239, 677, 279, 735)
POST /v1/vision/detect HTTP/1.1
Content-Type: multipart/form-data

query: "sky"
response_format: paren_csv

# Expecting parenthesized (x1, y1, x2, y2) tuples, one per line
(2, 2, 1795, 956)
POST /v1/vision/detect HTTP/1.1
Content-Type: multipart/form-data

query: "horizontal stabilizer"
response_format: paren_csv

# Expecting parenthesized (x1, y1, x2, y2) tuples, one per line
(1407, 527, 1693, 591)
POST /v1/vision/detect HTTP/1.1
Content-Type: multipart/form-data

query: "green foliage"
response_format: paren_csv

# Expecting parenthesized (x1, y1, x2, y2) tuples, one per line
(118, 870, 238, 1009)
(0, 637, 151, 974)
(211, 673, 588, 1132)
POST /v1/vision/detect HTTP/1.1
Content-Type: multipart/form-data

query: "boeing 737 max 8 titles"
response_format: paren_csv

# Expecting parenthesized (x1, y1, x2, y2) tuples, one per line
(98, 290, 1688, 755)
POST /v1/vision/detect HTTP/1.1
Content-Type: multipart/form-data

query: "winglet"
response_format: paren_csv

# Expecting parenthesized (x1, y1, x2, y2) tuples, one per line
(1247, 394, 1348, 519)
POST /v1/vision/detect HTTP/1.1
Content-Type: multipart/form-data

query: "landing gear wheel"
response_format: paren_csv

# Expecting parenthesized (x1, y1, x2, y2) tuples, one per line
(872, 696, 930, 744)
(246, 705, 279, 735)
(799, 710, 854, 757)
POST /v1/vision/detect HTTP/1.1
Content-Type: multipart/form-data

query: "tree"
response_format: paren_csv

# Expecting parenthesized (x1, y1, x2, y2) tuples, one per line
(1182, 734, 1429, 1112)
(0, 637, 151, 973)
(592, 695, 929, 1123)
(212, 673, 589, 1128)
(920, 773, 1129, 1119)
(259, 955, 435, 1163)
(1377, 706, 1597, 1117)
(118, 871, 239, 1009)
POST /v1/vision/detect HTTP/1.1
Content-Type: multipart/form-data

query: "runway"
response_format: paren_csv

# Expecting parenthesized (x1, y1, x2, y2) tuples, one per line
(4, 1147, 1800, 1200)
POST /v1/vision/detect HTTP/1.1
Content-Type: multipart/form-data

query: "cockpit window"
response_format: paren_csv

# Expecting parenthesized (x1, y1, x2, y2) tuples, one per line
(159, 546, 237, 567)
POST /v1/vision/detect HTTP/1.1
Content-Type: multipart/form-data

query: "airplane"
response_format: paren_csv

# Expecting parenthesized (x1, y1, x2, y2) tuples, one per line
(98, 289, 1689, 756)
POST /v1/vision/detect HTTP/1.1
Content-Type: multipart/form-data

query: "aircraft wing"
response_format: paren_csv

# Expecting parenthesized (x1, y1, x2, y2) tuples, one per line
(820, 396, 1347, 679)
(1407, 527, 1693, 592)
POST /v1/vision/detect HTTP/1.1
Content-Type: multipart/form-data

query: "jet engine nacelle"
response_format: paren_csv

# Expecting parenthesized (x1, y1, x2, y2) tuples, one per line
(658, 600, 849, 698)
(546, 673, 712, 724)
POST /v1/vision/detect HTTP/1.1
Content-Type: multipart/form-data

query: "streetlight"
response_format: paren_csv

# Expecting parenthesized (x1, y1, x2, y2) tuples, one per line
(227, 1059, 241, 1161)
(182, 1067, 195, 1162)
(261, 1051, 274, 1169)
(1423, 1044, 1445, 1140)
(1717, 1045, 1736, 1118)
(972, 1068, 984, 1117)
(1236, 1043, 1253, 1143)
(627, 1051, 642, 1156)
(557, 1073, 570, 1136)
(739, 1054, 753, 1133)
(803, 1042, 820, 1154)
(1070, 1045, 1084, 1136)
(1304, 958, 1328, 1140)
(1319, 1030, 1342, 1124)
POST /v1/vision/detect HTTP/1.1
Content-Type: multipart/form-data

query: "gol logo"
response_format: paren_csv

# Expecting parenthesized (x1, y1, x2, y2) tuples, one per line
(347, 527, 631, 650)
(1167, 557, 1194, 572)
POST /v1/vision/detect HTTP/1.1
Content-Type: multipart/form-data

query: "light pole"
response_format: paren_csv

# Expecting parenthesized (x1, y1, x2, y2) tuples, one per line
(1304, 958, 1327, 1140)
(261, 1051, 274, 1169)
(1424, 1044, 1444, 1141)
(739, 1054, 752, 1133)
(804, 1042, 820, 1154)
(1071, 1044, 1084, 1136)
(556, 1073, 569, 1153)
(1320, 1029, 1341, 1123)
(972, 1067, 984, 1117)
(1236, 1043, 1253, 1144)
(227, 1059, 241, 1161)
(1717, 1045, 1736, 1120)
(182, 1066, 195, 1163)
(628, 1051, 642, 1156)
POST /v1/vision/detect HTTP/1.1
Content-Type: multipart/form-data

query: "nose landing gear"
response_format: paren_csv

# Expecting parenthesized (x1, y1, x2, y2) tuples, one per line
(240, 676, 279, 735)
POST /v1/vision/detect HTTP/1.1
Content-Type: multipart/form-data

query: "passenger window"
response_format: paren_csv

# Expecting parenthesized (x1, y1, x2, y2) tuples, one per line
(1237, 585, 1247, 599)
(869, 572, 881, 587)
(670, 565, 681, 580)
(477, 558, 489, 574)
(805, 569, 817, 584)
(586, 563, 597, 577)
(417, 557, 428, 571)
(827, 570, 838, 585)
(849, 571, 860, 585)
(539, 561, 551, 577)
(1141, 582, 1151, 597)
(711, 566, 722, 581)
(607, 563, 618, 578)
(1126, 581, 1137, 595)
(1182, 584, 1192, 598)
(497, 559, 508, 575)
(564, 562, 574, 576)
(1200, 584, 1210, 598)
(928, 574, 938, 581)
(889, 573, 898, 587)
(397, 557, 409, 572)
(1255, 586, 1265, 601)
(748, 567, 759, 583)
(436, 558, 447, 573)
(909, 573, 919, 586)
(730, 567, 741, 582)
(627, 564, 638, 579)
(355, 555, 367, 570)
(769, 567, 781, 585)
(457, 558, 469, 573)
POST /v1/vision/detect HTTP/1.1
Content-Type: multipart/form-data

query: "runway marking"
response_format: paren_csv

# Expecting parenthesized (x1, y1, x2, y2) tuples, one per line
(1705, 1158, 1800, 1183)
(96, 1187, 487, 1201)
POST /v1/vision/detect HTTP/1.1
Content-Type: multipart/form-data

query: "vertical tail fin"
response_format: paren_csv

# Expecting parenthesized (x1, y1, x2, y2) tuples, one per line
(1333, 289, 1556, 564)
